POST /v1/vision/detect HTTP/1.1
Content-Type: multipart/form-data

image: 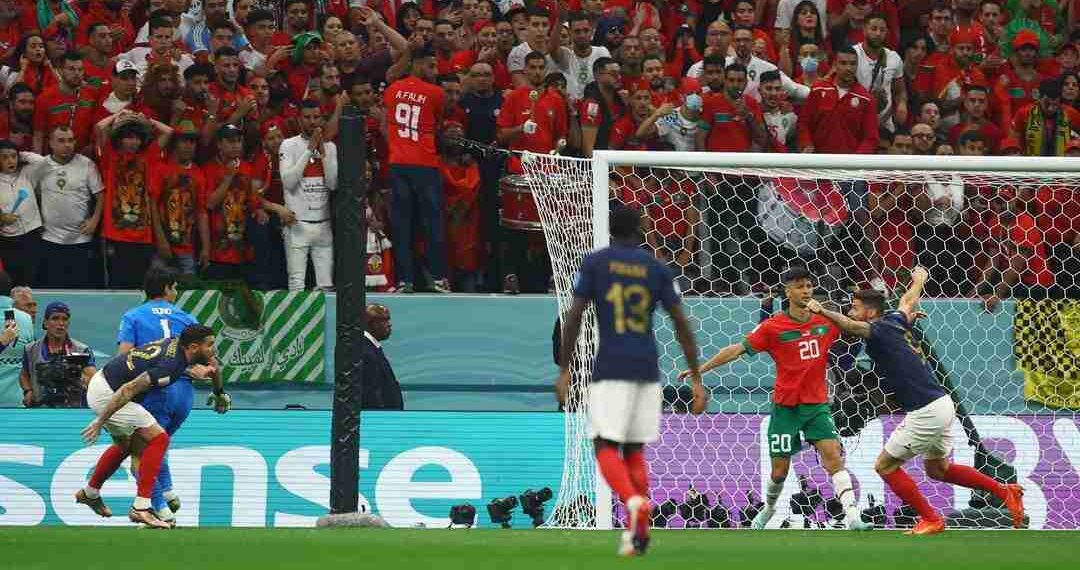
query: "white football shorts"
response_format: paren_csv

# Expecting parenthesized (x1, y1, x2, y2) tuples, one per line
(86, 371, 157, 437)
(884, 394, 956, 461)
(588, 380, 663, 444)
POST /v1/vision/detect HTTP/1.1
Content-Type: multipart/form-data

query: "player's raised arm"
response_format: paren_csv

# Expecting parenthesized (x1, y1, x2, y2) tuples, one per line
(897, 266, 930, 322)
(807, 299, 871, 338)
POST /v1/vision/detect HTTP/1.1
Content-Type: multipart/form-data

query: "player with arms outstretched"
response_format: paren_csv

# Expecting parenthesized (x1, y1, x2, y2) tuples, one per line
(807, 267, 1025, 535)
(77, 326, 219, 529)
(558, 204, 706, 557)
(681, 267, 872, 530)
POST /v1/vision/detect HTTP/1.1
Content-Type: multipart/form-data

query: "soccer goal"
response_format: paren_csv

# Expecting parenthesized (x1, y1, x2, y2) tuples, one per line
(524, 151, 1080, 531)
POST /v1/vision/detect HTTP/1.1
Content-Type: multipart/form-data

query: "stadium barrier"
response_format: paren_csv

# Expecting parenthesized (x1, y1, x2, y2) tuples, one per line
(2, 409, 1077, 528)
(2, 293, 1027, 413)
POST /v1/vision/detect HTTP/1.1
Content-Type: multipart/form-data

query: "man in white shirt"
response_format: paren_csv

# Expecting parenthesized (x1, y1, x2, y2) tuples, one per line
(726, 26, 809, 102)
(854, 13, 907, 132)
(507, 6, 565, 88)
(121, 13, 196, 86)
(25, 127, 104, 288)
(687, 20, 732, 79)
(636, 94, 703, 153)
(279, 101, 339, 292)
(99, 61, 140, 115)
(549, 11, 610, 101)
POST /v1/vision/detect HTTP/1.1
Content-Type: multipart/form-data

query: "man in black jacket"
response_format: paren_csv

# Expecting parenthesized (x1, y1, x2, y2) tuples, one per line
(361, 303, 403, 410)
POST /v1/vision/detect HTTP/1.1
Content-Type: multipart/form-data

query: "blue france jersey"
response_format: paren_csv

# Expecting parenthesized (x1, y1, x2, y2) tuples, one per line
(865, 311, 946, 411)
(118, 299, 199, 347)
(101, 338, 192, 391)
(572, 244, 680, 383)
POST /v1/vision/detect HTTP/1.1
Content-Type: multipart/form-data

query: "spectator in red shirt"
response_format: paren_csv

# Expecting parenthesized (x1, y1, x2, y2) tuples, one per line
(1011, 77, 1080, 156)
(993, 30, 1048, 128)
(497, 52, 568, 171)
(578, 57, 626, 156)
(609, 84, 657, 150)
(383, 45, 448, 294)
(211, 46, 258, 127)
(697, 58, 767, 152)
(948, 82, 1003, 152)
(248, 119, 291, 291)
(0, 84, 36, 151)
(451, 20, 512, 90)
(82, 23, 115, 91)
(199, 124, 261, 281)
(33, 51, 97, 155)
(433, 19, 456, 75)
(94, 110, 173, 288)
(12, 33, 55, 96)
(797, 46, 879, 153)
(77, 0, 135, 54)
(149, 126, 205, 277)
(440, 122, 484, 292)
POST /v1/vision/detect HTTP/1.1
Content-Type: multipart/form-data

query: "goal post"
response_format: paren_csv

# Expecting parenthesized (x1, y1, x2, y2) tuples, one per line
(526, 150, 1080, 531)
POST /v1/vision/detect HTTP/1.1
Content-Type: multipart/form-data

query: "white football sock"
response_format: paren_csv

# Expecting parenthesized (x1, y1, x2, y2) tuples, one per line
(765, 479, 784, 509)
(164, 490, 179, 502)
(133, 497, 152, 510)
(831, 470, 860, 519)
(83, 486, 100, 499)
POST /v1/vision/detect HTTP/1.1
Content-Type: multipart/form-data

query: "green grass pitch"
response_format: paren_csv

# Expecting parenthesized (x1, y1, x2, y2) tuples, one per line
(3, 528, 1080, 570)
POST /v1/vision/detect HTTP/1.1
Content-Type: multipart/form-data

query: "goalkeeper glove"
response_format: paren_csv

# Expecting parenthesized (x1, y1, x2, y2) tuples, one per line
(207, 391, 232, 414)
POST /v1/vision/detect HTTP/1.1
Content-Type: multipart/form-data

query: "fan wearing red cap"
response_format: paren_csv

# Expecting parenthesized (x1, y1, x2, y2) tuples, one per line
(992, 29, 1051, 128)
(928, 27, 991, 133)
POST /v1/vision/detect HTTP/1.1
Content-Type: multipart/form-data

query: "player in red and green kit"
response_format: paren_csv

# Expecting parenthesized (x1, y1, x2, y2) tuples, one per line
(680, 267, 873, 530)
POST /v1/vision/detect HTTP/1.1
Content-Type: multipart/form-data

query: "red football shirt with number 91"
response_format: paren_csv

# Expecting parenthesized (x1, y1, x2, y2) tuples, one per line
(742, 313, 840, 406)
(383, 76, 445, 169)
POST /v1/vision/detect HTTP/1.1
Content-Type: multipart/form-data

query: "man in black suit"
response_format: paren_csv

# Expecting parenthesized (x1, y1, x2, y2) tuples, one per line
(361, 303, 403, 410)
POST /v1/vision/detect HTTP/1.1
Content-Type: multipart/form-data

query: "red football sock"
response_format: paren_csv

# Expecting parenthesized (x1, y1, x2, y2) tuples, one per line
(942, 464, 1008, 502)
(624, 448, 649, 498)
(88, 444, 128, 490)
(596, 446, 638, 504)
(136, 433, 170, 499)
(882, 468, 940, 522)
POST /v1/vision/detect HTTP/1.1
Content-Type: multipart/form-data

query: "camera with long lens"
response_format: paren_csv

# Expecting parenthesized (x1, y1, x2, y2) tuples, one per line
(34, 353, 91, 408)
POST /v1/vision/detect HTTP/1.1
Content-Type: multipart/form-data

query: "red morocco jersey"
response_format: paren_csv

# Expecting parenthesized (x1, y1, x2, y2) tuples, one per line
(383, 76, 445, 169)
(742, 312, 840, 406)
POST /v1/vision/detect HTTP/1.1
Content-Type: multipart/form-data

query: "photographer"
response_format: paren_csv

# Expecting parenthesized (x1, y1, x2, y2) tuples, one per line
(18, 302, 96, 408)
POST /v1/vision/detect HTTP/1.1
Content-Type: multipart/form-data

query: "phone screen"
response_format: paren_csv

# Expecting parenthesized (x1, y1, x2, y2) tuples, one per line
(4, 309, 14, 322)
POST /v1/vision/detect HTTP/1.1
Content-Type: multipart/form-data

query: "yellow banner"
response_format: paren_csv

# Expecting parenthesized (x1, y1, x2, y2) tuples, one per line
(1015, 299, 1080, 409)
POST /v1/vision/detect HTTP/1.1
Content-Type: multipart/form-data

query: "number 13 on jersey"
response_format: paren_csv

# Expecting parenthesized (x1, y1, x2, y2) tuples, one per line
(605, 282, 651, 334)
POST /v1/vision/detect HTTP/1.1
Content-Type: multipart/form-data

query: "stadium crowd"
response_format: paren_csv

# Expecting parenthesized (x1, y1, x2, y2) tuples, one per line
(0, 0, 1076, 301)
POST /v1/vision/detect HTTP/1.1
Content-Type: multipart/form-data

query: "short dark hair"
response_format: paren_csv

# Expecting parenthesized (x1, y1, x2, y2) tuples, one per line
(865, 11, 888, 25)
(836, 44, 858, 58)
(214, 46, 240, 59)
(245, 8, 275, 27)
(87, 22, 110, 37)
(149, 12, 177, 33)
(526, 6, 549, 20)
(179, 324, 216, 347)
(437, 73, 460, 85)
(8, 82, 34, 99)
(209, 19, 237, 34)
(853, 289, 887, 314)
(759, 69, 781, 84)
(725, 62, 748, 76)
(62, 51, 82, 64)
(434, 18, 454, 29)
(525, 50, 546, 65)
(592, 56, 616, 76)
(610, 203, 642, 241)
(300, 98, 321, 110)
(143, 266, 179, 298)
(702, 55, 726, 69)
(957, 129, 986, 148)
(931, 1, 952, 14)
(184, 62, 215, 81)
(567, 10, 590, 26)
(781, 266, 813, 284)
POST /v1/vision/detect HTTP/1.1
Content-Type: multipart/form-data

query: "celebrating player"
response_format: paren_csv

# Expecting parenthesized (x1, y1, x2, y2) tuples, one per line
(558, 204, 706, 558)
(681, 267, 873, 531)
(807, 267, 1025, 535)
(77, 326, 219, 529)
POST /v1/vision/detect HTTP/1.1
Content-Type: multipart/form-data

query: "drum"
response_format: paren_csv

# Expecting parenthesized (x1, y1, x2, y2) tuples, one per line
(499, 175, 544, 231)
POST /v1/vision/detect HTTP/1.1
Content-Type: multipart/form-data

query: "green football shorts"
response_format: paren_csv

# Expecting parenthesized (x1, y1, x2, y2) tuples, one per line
(767, 403, 839, 457)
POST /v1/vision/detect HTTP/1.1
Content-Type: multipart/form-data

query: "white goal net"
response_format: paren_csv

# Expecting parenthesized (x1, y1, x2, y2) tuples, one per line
(524, 151, 1080, 531)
